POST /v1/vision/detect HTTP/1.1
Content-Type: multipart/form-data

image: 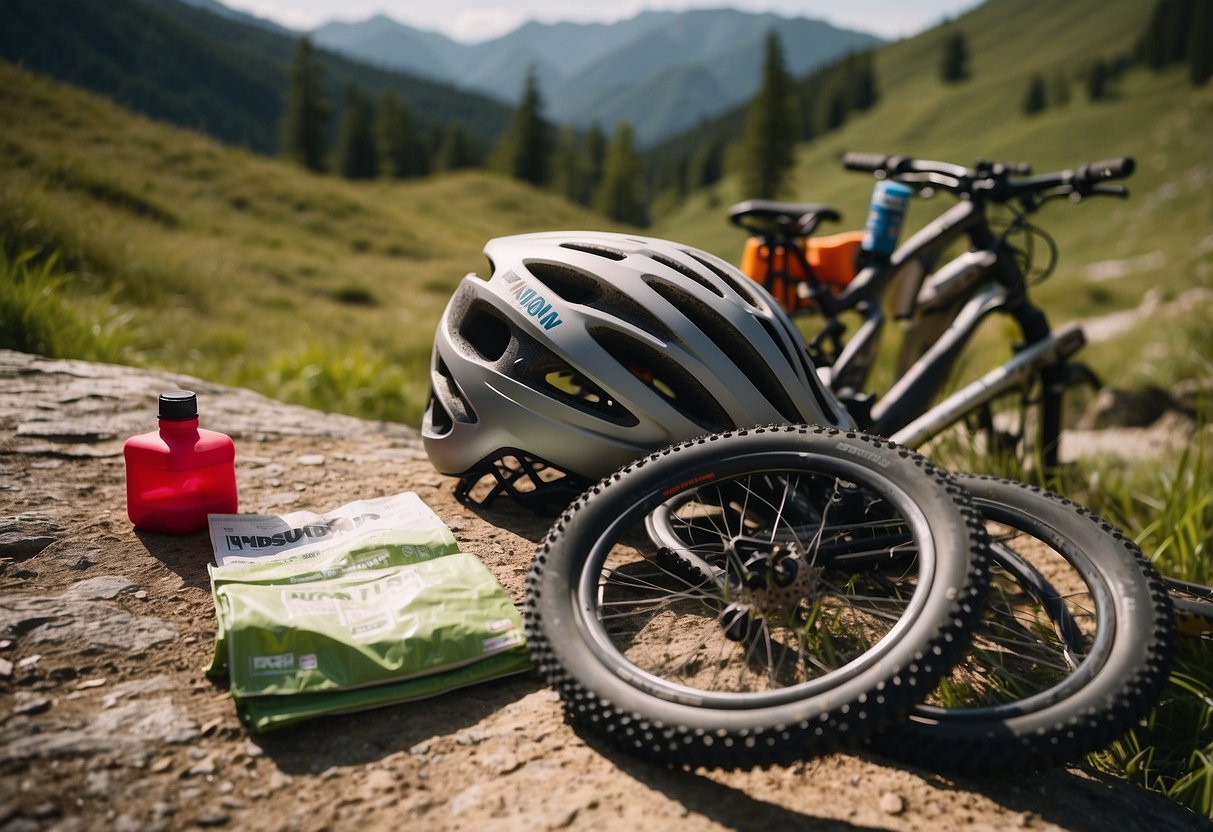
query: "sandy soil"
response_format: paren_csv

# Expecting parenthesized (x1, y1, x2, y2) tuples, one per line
(0, 350, 1206, 832)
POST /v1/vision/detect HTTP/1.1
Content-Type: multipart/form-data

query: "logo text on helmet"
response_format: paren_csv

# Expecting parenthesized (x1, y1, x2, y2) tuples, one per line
(505, 272, 564, 331)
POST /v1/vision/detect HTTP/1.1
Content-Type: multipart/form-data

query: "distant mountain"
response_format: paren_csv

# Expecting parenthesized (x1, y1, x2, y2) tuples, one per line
(313, 9, 885, 144)
(312, 13, 678, 86)
(309, 14, 465, 82)
(0, 0, 883, 159)
(0, 0, 513, 155)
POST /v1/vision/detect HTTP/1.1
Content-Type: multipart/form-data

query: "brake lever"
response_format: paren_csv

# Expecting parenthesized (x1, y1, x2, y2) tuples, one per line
(1064, 183, 1129, 203)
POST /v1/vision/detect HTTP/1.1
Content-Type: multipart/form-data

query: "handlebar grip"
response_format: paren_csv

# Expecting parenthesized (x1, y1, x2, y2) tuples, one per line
(1082, 157, 1135, 182)
(843, 152, 887, 172)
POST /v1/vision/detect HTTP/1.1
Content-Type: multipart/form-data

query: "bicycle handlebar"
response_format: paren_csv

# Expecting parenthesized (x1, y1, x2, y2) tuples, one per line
(841, 152, 1134, 201)
(842, 151, 894, 173)
(1085, 157, 1136, 180)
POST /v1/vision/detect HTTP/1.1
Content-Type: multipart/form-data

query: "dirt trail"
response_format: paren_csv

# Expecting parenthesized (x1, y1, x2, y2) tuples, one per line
(0, 350, 1206, 832)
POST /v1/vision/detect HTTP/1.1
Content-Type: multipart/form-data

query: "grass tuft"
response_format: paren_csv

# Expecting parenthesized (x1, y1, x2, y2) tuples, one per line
(0, 248, 138, 363)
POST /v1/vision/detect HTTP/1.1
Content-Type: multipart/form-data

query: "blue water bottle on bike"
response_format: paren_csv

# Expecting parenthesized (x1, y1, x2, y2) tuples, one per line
(861, 180, 913, 259)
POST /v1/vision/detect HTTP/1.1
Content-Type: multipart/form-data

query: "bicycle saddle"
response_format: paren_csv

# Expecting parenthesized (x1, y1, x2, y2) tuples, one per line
(728, 199, 841, 237)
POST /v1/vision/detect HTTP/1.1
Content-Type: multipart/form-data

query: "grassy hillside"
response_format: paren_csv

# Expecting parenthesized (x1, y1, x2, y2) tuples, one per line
(0, 60, 620, 425)
(0, 0, 513, 155)
(654, 0, 1212, 389)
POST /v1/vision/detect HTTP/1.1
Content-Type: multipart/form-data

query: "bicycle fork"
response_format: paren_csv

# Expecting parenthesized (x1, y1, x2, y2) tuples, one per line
(889, 320, 1085, 454)
(865, 280, 1086, 456)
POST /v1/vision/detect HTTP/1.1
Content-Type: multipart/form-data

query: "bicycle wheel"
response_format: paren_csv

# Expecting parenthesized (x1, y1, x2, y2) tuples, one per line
(524, 424, 990, 769)
(871, 474, 1176, 772)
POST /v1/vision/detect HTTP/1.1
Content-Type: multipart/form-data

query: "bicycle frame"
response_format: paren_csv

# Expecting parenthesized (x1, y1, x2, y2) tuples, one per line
(744, 196, 1079, 466)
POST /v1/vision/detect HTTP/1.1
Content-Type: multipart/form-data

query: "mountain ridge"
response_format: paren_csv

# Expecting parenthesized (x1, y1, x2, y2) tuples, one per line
(311, 8, 885, 143)
(0, 0, 514, 156)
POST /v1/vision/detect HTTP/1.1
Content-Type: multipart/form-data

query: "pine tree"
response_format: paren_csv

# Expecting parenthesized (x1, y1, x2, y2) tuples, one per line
(594, 121, 647, 226)
(941, 30, 970, 83)
(843, 51, 879, 111)
(374, 90, 421, 179)
(491, 66, 550, 186)
(823, 91, 847, 131)
(550, 125, 584, 203)
(1190, 0, 1213, 85)
(579, 122, 608, 205)
(334, 84, 376, 179)
(687, 138, 724, 189)
(1087, 58, 1110, 101)
(1139, 0, 1172, 68)
(1161, 0, 1194, 65)
(1023, 74, 1047, 115)
(737, 30, 798, 200)
(278, 36, 330, 173)
(433, 123, 475, 172)
(1138, 0, 1196, 70)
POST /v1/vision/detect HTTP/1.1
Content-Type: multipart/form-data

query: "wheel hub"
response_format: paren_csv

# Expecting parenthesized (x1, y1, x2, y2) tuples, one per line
(719, 536, 822, 641)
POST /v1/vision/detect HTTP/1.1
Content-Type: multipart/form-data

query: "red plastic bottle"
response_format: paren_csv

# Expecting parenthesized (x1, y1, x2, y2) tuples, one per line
(124, 391, 238, 534)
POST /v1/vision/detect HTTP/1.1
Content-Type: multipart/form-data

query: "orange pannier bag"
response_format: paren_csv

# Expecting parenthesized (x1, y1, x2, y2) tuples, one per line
(739, 230, 865, 313)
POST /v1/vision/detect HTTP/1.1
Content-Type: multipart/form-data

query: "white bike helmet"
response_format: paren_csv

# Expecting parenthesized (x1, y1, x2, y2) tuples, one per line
(423, 230, 849, 509)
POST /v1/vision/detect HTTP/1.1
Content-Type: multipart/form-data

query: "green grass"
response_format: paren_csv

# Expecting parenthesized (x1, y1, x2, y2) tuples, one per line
(0, 248, 138, 363)
(1092, 652, 1213, 818)
(1074, 438, 1213, 817)
(0, 60, 621, 425)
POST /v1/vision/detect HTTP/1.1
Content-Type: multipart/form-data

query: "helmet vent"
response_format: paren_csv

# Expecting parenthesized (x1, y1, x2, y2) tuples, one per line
(528, 262, 676, 341)
(459, 301, 512, 362)
(646, 280, 804, 424)
(541, 365, 639, 427)
(756, 316, 810, 384)
(686, 251, 761, 307)
(589, 327, 731, 433)
(762, 315, 817, 383)
(559, 242, 627, 261)
(425, 392, 453, 435)
(649, 253, 726, 298)
(525, 261, 602, 304)
(430, 357, 475, 425)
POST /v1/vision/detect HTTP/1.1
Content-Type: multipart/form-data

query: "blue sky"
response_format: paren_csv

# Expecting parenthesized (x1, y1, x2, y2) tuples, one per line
(219, 1, 984, 43)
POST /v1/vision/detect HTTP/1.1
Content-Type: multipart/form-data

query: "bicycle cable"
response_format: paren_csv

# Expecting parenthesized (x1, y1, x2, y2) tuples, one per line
(992, 201, 1059, 286)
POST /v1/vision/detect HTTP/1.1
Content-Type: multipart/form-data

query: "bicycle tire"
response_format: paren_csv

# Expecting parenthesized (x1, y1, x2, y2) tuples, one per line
(870, 474, 1176, 772)
(524, 424, 990, 769)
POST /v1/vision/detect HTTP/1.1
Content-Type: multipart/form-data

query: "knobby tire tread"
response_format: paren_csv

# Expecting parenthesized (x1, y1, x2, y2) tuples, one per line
(524, 424, 991, 769)
(871, 474, 1176, 773)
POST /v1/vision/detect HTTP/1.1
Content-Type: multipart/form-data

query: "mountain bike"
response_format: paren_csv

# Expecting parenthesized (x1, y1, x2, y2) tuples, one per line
(731, 153, 1213, 629)
(728, 152, 1135, 471)
(522, 154, 1187, 771)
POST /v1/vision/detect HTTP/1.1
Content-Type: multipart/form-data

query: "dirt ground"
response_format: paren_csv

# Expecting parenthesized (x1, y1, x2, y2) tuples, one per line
(0, 349, 1207, 832)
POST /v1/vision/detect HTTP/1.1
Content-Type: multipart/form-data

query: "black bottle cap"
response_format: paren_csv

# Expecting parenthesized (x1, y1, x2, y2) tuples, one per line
(158, 390, 198, 421)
